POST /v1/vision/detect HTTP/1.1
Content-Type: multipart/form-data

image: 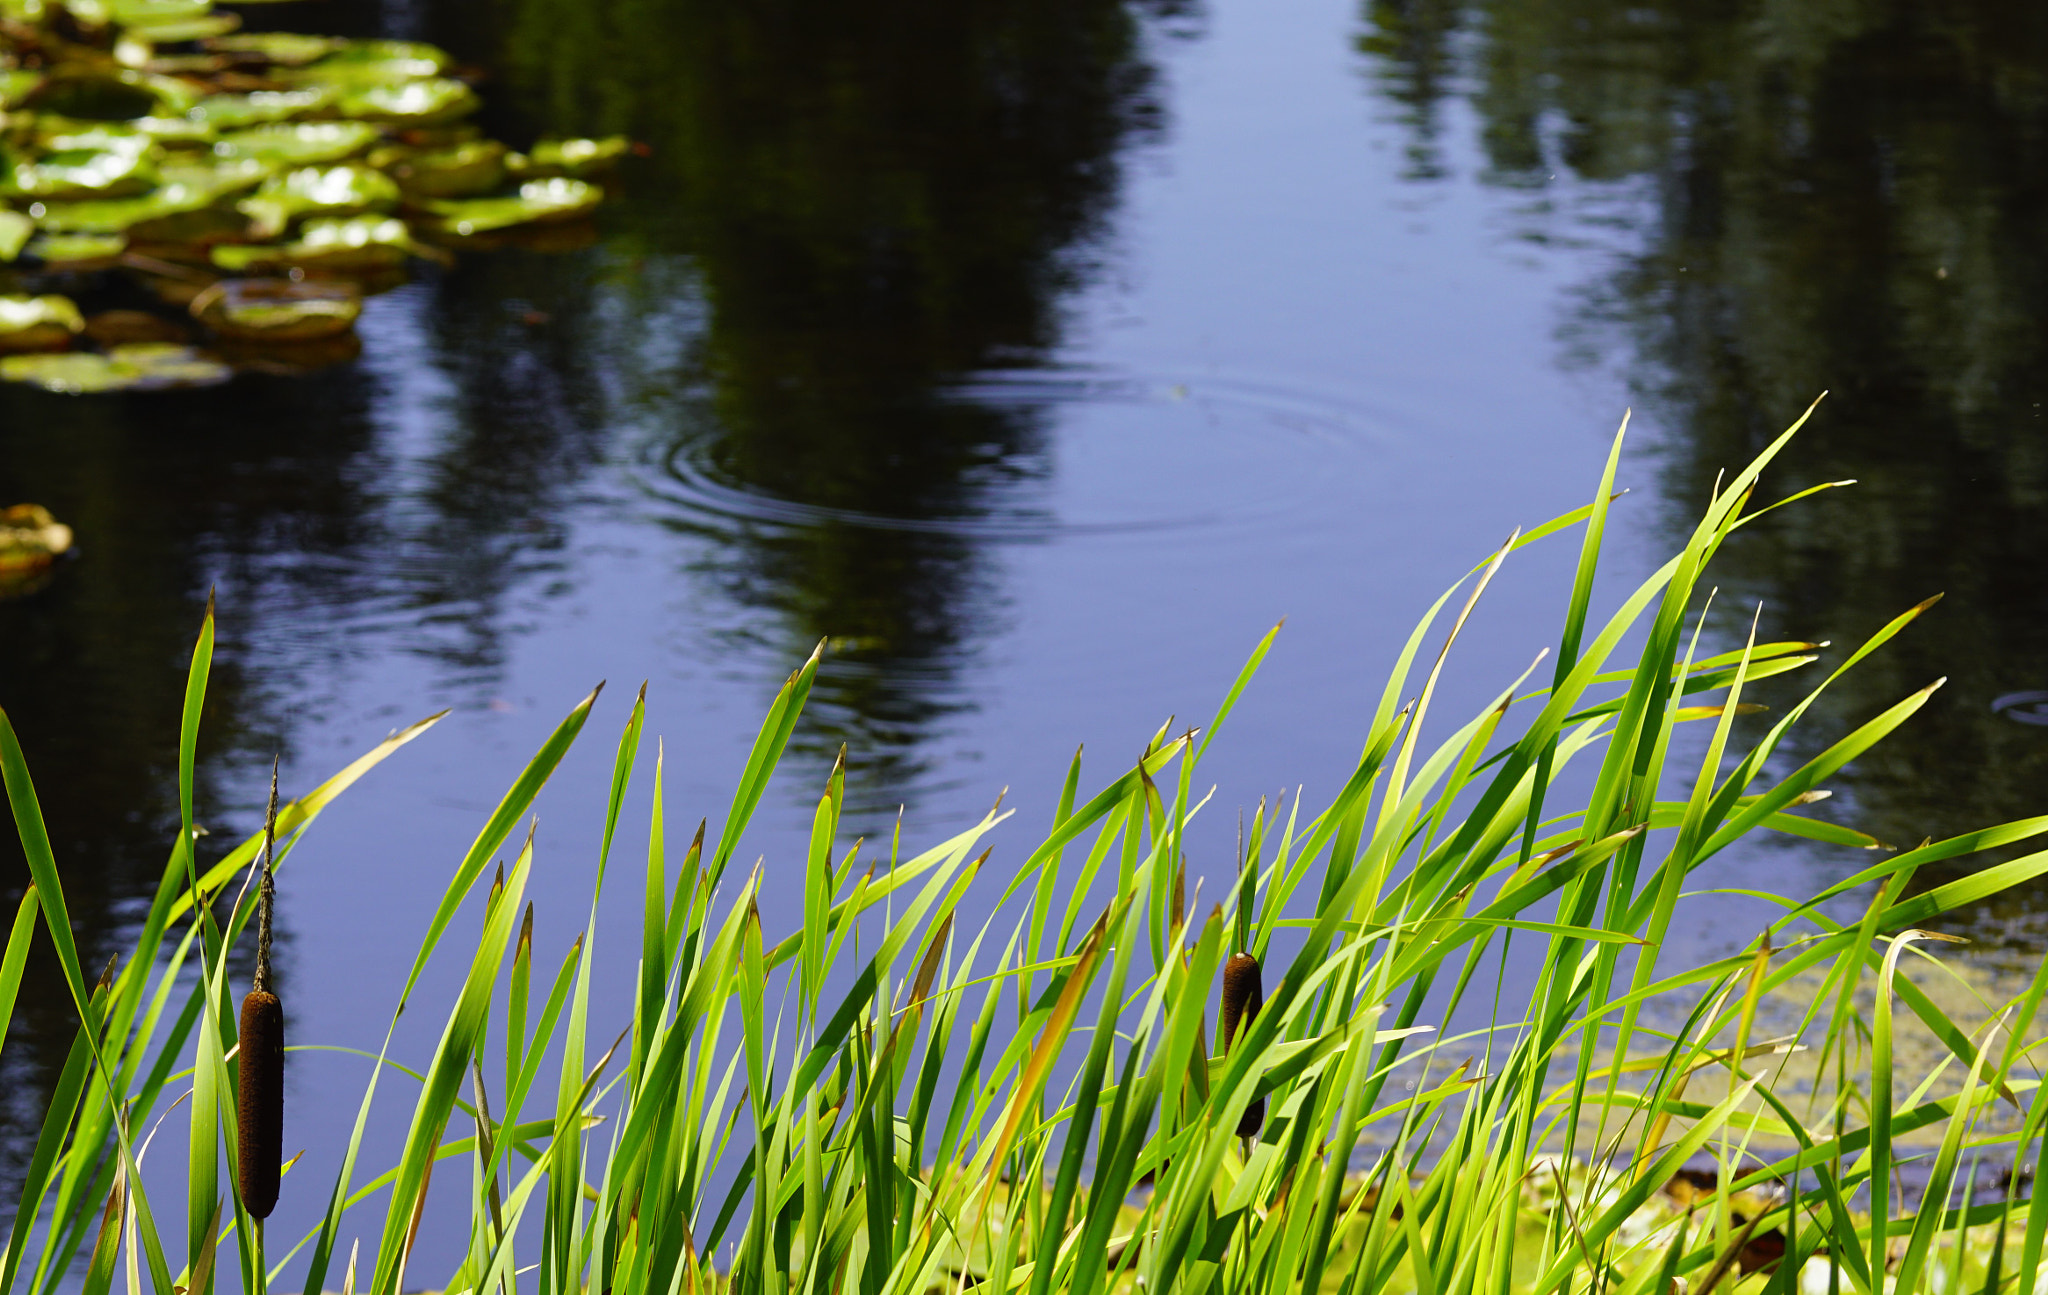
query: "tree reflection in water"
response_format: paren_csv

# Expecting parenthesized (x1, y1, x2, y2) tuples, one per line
(463, 0, 1191, 815)
(1360, 0, 2048, 933)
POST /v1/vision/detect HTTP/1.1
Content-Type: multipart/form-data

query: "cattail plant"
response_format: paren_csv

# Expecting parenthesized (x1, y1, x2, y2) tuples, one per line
(1221, 951, 1263, 1137)
(237, 762, 284, 1225)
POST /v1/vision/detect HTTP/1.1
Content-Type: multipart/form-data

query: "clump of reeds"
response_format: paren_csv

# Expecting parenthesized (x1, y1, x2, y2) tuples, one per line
(6, 401, 2048, 1295)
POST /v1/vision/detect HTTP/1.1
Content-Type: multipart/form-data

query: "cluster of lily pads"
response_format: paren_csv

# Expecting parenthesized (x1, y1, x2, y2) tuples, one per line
(0, 0, 627, 392)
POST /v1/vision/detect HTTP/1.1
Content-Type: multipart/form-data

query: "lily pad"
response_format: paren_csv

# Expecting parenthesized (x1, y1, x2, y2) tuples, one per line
(5, 138, 161, 201)
(35, 177, 241, 236)
(210, 214, 431, 273)
(0, 210, 32, 261)
(83, 309, 192, 346)
(0, 70, 44, 108)
(212, 330, 359, 374)
(187, 87, 333, 129)
(108, 0, 212, 24)
(26, 70, 196, 119)
(211, 120, 378, 167)
(0, 294, 86, 352)
(131, 115, 219, 145)
(27, 232, 127, 269)
(121, 11, 241, 42)
(0, 504, 73, 570)
(519, 136, 630, 178)
(203, 32, 339, 65)
(334, 77, 478, 127)
(369, 138, 504, 198)
(290, 38, 447, 82)
(424, 177, 601, 237)
(0, 342, 231, 391)
(189, 276, 358, 340)
(237, 163, 399, 237)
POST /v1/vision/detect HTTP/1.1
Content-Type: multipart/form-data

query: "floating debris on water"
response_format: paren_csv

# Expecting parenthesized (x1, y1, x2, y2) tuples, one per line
(0, 1, 630, 390)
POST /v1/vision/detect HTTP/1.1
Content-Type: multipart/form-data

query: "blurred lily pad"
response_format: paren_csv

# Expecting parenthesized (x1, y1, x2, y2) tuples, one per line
(35, 177, 241, 236)
(187, 87, 333, 129)
(0, 504, 74, 572)
(83, 309, 192, 346)
(292, 38, 447, 81)
(334, 77, 477, 127)
(212, 329, 359, 374)
(5, 138, 161, 200)
(0, 294, 86, 351)
(424, 177, 601, 237)
(108, 0, 213, 25)
(121, 11, 239, 42)
(189, 275, 357, 340)
(0, 342, 231, 391)
(0, 70, 45, 108)
(519, 136, 629, 178)
(27, 231, 127, 269)
(237, 163, 398, 237)
(26, 69, 196, 119)
(131, 115, 218, 144)
(211, 120, 378, 166)
(203, 32, 338, 65)
(370, 138, 504, 198)
(0, 210, 32, 261)
(211, 214, 433, 273)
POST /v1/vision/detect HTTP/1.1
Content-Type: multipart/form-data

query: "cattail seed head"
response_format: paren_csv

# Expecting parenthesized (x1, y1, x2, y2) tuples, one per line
(1222, 952, 1262, 1048)
(236, 989, 283, 1219)
(1221, 952, 1265, 1139)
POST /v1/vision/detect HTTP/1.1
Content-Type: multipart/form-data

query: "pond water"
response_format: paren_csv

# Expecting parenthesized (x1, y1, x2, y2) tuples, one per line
(3, 0, 2047, 1273)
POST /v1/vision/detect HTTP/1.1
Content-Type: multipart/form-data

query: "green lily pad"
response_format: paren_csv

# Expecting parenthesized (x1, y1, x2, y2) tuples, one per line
(35, 177, 235, 235)
(369, 138, 504, 198)
(189, 276, 358, 340)
(27, 232, 127, 269)
(334, 77, 478, 127)
(0, 295, 86, 352)
(110, 341, 233, 386)
(33, 121, 160, 152)
(5, 139, 160, 201)
(210, 214, 429, 273)
(121, 11, 240, 41)
(187, 87, 333, 129)
(131, 116, 218, 145)
(0, 70, 43, 109)
(0, 343, 231, 391)
(0, 352, 134, 391)
(424, 177, 601, 237)
(211, 121, 378, 167)
(0, 210, 32, 261)
(108, 0, 210, 20)
(237, 163, 398, 237)
(25, 70, 196, 119)
(203, 32, 339, 65)
(292, 38, 448, 81)
(157, 155, 272, 193)
(520, 136, 630, 178)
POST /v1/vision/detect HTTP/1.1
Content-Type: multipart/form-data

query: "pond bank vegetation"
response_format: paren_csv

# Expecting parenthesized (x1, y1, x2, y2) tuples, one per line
(5, 408, 2048, 1293)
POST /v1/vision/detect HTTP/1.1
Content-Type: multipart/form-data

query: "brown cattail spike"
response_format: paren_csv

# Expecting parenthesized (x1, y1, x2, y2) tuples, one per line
(1221, 952, 1265, 1139)
(238, 759, 284, 1221)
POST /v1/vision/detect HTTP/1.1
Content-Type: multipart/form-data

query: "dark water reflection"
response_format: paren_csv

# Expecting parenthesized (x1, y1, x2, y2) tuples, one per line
(1360, 0, 2048, 935)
